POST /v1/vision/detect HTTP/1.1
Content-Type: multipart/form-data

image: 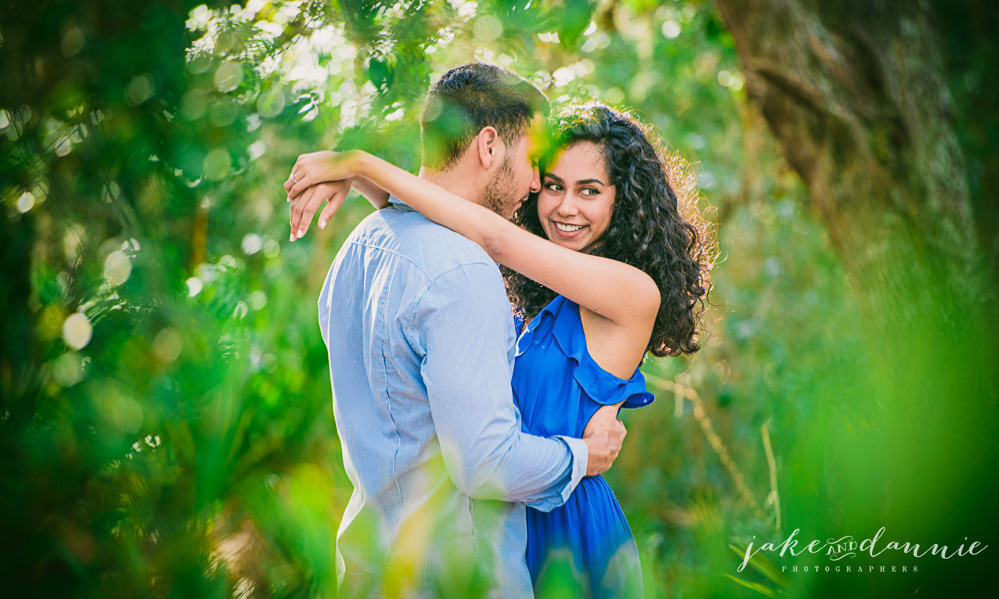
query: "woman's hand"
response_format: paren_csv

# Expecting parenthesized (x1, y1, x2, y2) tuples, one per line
(287, 180, 352, 241)
(285, 150, 362, 200)
(581, 403, 627, 476)
(285, 150, 379, 241)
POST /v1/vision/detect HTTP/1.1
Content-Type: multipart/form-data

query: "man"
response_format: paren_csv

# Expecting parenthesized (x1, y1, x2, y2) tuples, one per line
(286, 63, 627, 598)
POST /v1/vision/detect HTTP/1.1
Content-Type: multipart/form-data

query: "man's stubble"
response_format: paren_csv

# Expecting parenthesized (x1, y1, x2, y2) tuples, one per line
(480, 154, 518, 219)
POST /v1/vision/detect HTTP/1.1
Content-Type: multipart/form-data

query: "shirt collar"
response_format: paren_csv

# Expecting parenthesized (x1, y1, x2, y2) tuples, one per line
(387, 195, 412, 210)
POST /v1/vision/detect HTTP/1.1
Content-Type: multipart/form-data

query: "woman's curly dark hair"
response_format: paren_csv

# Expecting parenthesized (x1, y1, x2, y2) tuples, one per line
(503, 102, 716, 357)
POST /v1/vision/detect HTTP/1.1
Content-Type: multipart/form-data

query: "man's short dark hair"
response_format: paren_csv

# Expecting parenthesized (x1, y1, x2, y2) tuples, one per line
(420, 63, 549, 170)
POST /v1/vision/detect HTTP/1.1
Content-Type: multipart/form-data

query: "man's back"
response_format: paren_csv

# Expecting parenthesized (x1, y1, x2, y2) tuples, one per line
(320, 201, 584, 598)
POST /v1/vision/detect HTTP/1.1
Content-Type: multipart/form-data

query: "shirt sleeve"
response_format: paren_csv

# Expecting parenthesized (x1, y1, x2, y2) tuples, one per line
(407, 262, 587, 511)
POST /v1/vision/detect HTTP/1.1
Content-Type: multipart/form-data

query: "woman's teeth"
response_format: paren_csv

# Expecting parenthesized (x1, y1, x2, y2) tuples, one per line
(555, 222, 585, 232)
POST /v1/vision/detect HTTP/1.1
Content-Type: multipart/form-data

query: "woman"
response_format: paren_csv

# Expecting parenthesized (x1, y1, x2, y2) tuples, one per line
(287, 103, 712, 598)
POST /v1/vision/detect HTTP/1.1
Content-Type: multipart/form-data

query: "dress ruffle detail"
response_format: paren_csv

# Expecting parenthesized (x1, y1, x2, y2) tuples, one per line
(516, 296, 654, 410)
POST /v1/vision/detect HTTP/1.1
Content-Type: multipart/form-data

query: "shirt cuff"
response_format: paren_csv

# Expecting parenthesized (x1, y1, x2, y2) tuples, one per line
(521, 436, 589, 512)
(553, 435, 588, 503)
(555, 435, 590, 494)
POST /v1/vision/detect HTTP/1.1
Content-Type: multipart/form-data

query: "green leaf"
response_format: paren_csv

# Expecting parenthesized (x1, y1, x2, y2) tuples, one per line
(558, 0, 593, 48)
(723, 573, 781, 598)
(368, 57, 393, 91)
(729, 543, 791, 588)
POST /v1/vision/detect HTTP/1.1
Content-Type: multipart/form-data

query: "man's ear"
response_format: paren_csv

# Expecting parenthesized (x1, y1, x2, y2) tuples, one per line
(476, 126, 504, 170)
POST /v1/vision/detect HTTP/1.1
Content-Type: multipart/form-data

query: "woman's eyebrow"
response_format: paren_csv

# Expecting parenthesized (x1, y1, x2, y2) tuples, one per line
(544, 173, 607, 187)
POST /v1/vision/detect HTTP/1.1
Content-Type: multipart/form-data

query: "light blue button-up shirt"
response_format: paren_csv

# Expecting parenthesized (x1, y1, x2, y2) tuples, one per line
(319, 198, 588, 598)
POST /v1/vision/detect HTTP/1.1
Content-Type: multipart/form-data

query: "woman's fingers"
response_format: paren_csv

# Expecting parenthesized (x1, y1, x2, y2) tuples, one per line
(289, 188, 305, 241)
(318, 198, 340, 230)
(290, 182, 351, 239)
(286, 155, 312, 199)
(289, 171, 312, 200)
(316, 181, 349, 230)
(290, 186, 321, 240)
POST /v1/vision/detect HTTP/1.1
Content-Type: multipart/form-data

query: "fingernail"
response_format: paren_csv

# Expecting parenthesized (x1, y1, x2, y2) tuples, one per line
(298, 228, 306, 237)
(319, 221, 325, 229)
(290, 233, 295, 242)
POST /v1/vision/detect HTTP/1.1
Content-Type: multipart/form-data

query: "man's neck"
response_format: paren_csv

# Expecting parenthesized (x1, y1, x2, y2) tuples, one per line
(418, 166, 482, 206)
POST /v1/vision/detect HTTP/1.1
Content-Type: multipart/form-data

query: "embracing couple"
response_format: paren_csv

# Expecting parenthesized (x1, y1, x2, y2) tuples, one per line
(284, 63, 710, 598)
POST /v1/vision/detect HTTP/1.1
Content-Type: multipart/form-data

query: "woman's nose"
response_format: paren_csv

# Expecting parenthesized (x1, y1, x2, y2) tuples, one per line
(557, 194, 579, 216)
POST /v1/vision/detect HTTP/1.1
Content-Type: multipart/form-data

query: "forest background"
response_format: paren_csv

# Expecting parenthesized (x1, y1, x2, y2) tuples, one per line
(2, 1, 997, 597)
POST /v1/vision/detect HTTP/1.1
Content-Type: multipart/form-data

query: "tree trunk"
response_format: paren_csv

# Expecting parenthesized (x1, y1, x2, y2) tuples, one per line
(713, 0, 990, 340)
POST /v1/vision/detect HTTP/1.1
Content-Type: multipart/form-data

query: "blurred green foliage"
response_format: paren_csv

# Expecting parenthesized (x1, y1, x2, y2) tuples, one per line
(1, 1, 995, 598)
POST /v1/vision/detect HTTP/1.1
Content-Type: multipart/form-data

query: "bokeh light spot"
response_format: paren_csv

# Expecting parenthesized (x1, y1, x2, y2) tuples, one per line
(61, 26, 85, 57)
(55, 137, 72, 156)
(262, 239, 280, 258)
(186, 277, 204, 297)
(104, 250, 132, 286)
(233, 301, 249, 319)
(180, 90, 207, 120)
(63, 312, 93, 350)
(126, 74, 155, 106)
(154, 328, 183, 363)
(257, 87, 286, 118)
(248, 291, 267, 310)
(16, 191, 36, 213)
(604, 87, 625, 105)
(208, 100, 238, 127)
(203, 148, 231, 180)
(472, 16, 502, 42)
(248, 140, 266, 161)
(105, 394, 144, 433)
(661, 20, 681, 39)
(53, 352, 85, 387)
(241, 233, 263, 255)
(215, 61, 244, 93)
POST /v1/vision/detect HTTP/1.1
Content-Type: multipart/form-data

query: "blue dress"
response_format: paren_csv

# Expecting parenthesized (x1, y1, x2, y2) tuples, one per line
(513, 295, 654, 599)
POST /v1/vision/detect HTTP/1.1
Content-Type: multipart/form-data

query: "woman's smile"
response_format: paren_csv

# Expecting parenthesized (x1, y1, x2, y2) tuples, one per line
(551, 220, 588, 237)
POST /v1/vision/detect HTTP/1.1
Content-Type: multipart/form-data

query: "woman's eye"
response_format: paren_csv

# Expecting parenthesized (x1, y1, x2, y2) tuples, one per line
(580, 187, 598, 196)
(544, 182, 563, 192)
